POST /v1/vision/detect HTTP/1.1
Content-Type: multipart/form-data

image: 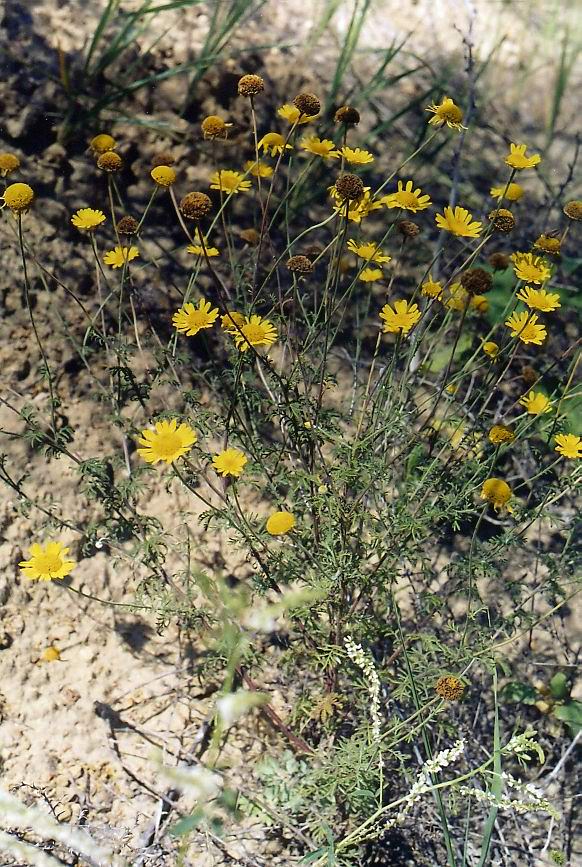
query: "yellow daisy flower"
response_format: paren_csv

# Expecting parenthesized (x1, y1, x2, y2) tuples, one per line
(511, 252, 551, 284)
(244, 160, 273, 178)
(187, 242, 220, 257)
(233, 315, 278, 352)
(516, 286, 561, 312)
(19, 541, 76, 582)
(481, 478, 513, 513)
(482, 341, 500, 358)
(221, 311, 246, 332)
(505, 143, 541, 170)
(490, 182, 524, 201)
(382, 180, 432, 212)
(137, 419, 197, 465)
(209, 170, 251, 194)
(266, 510, 296, 535)
(212, 448, 248, 478)
(347, 239, 391, 264)
(533, 234, 561, 256)
(426, 96, 466, 130)
(519, 390, 552, 415)
(277, 104, 317, 124)
(435, 206, 482, 238)
(554, 434, 582, 460)
(172, 299, 219, 335)
(330, 186, 383, 223)
(103, 246, 139, 268)
(257, 132, 292, 157)
(71, 208, 106, 231)
(488, 425, 515, 445)
(301, 136, 340, 160)
(359, 267, 384, 283)
(505, 311, 547, 346)
(338, 146, 374, 165)
(444, 283, 468, 312)
(421, 277, 444, 300)
(379, 299, 421, 335)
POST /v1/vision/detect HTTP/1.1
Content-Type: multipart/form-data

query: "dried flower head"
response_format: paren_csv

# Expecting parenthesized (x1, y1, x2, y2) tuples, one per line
(521, 366, 538, 387)
(488, 207, 516, 233)
(137, 419, 197, 465)
(533, 234, 561, 255)
(90, 133, 116, 154)
(180, 192, 213, 220)
(334, 173, 364, 202)
(397, 219, 421, 238)
(151, 165, 176, 187)
(97, 151, 123, 172)
(563, 200, 582, 221)
(293, 92, 321, 117)
(266, 511, 296, 535)
(489, 425, 515, 445)
(334, 105, 360, 126)
(237, 73, 264, 97)
(460, 267, 493, 294)
(1, 182, 34, 213)
(151, 150, 175, 167)
(0, 152, 20, 177)
(71, 207, 106, 232)
(287, 255, 314, 274)
(19, 541, 76, 582)
(436, 675, 465, 701)
(488, 252, 510, 271)
(116, 216, 139, 235)
(201, 115, 231, 140)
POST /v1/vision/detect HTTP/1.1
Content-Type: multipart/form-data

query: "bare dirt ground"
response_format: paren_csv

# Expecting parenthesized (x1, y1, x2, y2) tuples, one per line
(0, 0, 581, 864)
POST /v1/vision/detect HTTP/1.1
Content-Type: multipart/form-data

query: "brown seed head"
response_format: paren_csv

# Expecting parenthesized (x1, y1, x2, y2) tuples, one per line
(293, 92, 321, 117)
(488, 207, 515, 233)
(116, 216, 139, 236)
(179, 192, 213, 221)
(563, 200, 582, 221)
(334, 105, 360, 126)
(488, 251, 510, 271)
(334, 173, 364, 202)
(97, 151, 123, 173)
(521, 365, 537, 387)
(286, 255, 314, 274)
(397, 219, 421, 239)
(239, 227, 261, 246)
(237, 73, 265, 97)
(201, 115, 229, 140)
(151, 151, 175, 168)
(435, 676, 465, 701)
(460, 267, 493, 295)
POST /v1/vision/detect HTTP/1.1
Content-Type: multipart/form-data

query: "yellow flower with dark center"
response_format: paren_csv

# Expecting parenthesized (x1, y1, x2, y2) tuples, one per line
(212, 448, 248, 478)
(103, 246, 139, 268)
(244, 160, 273, 178)
(137, 419, 197, 465)
(488, 425, 515, 445)
(330, 185, 383, 223)
(482, 341, 500, 358)
(151, 165, 176, 187)
(554, 434, 582, 460)
(435, 206, 482, 238)
(90, 133, 116, 154)
(380, 300, 421, 334)
(71, 208, 106, 231)
(382, 180, 432, 212)
(511, 252, 551, 284)
(0, 152, 20, 177)
(1, 182, 34, 213)
(490, 182, 524, 201)
(338, 146, 374, 165)
(277, 104, 317, 124)
(266, 511, 296, 535)
(233, 315, 278, 352)
(444, 283, 468, 311)
(435, 676, 465, 701)
(172, 299, 219, 335)
(533, 234, 561, 256)
(359, 267, 384, 283)
(257, 132, 292, 157)
(426, 96, 466, 130)
(519, 391, 551, 415)
(481, 478, 513, 512)
(505, 143, 541, 170)
(19, 541, 76, 581)
(516, 286, 560, 312)
(347, 239, 391, 264)
(505, 311, 547, 346)
(301, 136, 340, 160)
(210, 170, 251, 194)
(221, 311, 246, 332)
(421, 277, 444, 299)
